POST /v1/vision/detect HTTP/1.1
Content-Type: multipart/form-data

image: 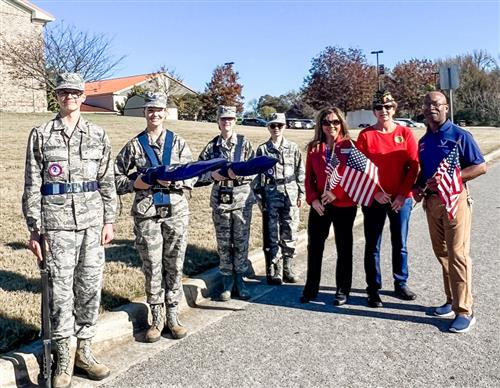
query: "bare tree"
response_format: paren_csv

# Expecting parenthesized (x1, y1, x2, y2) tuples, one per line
(1, 21, 125, 91)
(148, 65, 186, 96)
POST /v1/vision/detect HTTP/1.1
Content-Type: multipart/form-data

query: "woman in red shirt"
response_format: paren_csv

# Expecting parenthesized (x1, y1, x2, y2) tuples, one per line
(301, 107, 357, 306)
(356, 90, 419, 308)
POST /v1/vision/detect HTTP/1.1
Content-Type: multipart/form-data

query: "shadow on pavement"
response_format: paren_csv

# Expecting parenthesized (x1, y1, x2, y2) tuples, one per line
(246, 280, 450, 332)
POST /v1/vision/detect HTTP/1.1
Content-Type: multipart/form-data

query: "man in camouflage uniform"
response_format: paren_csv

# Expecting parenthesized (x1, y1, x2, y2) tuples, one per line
(22, 73, 117, 388)
(253, 113, 305, 285)
(114, 92, 193, 342)
(198, 106, 255, 301)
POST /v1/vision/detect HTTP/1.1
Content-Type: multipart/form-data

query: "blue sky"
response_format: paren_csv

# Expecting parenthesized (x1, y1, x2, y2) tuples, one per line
(37, 0, 499, 108)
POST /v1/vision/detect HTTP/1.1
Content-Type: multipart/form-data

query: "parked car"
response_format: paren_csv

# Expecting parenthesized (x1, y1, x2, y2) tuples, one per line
(301, 119, 316, 129)
(394, 118, 426, 128)
(241, 118, 267, 127)
(287, 118, 315, 129)
(358, 123, 371, 128)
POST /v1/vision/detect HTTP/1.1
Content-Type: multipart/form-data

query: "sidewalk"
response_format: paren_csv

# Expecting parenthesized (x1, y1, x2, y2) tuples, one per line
(2, 147, 499, 387)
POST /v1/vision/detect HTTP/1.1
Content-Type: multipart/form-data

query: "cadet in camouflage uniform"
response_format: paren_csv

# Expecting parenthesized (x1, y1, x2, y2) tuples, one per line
(253, 113, 305, 285)
(198, 106, 255, 301)
(114, 92, 193, 342)
(22, 73, 117, 388)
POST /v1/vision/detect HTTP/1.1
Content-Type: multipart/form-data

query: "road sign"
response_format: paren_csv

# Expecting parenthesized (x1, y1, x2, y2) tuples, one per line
(439, 64, 460, 90)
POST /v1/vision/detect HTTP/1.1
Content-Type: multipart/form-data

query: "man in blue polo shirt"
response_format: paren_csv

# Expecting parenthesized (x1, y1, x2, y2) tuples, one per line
(413, 91, 487, 333)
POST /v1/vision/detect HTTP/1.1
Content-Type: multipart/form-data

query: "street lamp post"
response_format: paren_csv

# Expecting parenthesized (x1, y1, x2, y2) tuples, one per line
(370, 50, 383, 91)
(224, 62, 234, 67)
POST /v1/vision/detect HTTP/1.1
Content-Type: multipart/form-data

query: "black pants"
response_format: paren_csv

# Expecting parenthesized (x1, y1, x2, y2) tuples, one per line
(302, 205, 358, 299)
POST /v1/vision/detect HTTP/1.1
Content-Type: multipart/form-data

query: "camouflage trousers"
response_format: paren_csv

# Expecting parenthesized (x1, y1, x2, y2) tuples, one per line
(212, 205, 253, 275)
(134, 210, 188, 306)
(265, 199, 300, 261)
(44, 226, 104, 340)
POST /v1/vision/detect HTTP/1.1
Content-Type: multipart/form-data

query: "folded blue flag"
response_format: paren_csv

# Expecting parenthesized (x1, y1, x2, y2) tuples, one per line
(130, 158, 228, 185)
(219, 156, 278, 178)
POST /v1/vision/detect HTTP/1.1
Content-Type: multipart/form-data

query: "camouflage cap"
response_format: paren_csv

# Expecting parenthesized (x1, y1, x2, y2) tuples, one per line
(143, 92, 167, 109)
(55, 72, 85, 91)
(217, 105, 237, 119)
(267, 112, 286, 125)
(372, 89, 396, 107)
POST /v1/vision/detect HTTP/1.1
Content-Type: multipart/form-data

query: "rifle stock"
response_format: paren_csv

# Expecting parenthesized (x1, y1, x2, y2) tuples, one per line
(39, 234, 52, 388)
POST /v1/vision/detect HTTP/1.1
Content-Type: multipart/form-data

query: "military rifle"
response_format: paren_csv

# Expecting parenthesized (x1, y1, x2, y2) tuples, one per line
(39, 234, 52, 388)
(259, 174, 273, 283)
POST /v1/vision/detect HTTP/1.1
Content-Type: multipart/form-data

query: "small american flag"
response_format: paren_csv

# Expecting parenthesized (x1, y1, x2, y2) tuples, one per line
(435, 144, 463, 219)
(340, 146, 379, 206)
(325, 145, 341, 191)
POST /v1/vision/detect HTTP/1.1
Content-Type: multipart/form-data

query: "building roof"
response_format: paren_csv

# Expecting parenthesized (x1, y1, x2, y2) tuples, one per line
(10, 0, 55, 23)
(85, 73, 198, 96)
(81, 103, 115, 113)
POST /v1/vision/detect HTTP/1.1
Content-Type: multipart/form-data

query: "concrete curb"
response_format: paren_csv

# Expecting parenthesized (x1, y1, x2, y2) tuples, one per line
(2, 148, 498, 387)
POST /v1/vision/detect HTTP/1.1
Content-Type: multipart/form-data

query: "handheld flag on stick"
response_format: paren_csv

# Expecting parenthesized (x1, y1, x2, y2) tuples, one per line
(324, 145, 341, 193)
(339, 145, 380, 206)
(434, 144, 463, 219)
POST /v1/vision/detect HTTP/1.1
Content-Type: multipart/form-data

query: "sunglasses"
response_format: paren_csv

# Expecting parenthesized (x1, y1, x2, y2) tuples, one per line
(269, 123, 284, 129)
(322, 119, 341, 126)
(56, 89, 83, 98)
(374, 104, 394, 111)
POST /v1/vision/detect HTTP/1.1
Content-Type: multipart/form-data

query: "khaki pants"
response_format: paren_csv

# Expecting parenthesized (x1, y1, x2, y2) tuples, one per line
(424, 190, 473, 315)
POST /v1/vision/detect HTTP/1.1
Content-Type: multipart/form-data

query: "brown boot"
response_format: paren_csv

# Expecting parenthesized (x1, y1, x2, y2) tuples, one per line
(166, 306, 188, 339)
(74, 338, 110, 381)
(145, 303, 164, 343)
(52, 337, 74, 388)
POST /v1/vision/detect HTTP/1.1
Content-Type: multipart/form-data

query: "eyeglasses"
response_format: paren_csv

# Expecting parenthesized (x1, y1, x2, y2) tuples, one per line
(56, 89, 83, 98)
(374, 104, 394, 111)
(322, 119, 341, 127)
(269, 123, 284, 129)
(422, 102, 448, 109)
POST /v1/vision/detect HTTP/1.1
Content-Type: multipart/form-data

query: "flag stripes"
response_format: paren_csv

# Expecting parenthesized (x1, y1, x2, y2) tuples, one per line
(340, 146, 379, 206)
(435, 144, 463, 219)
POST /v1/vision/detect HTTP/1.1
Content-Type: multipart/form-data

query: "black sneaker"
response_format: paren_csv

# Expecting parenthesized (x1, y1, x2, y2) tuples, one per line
(395, 285, 417, 301)
(333, 292, 348, 306)
(367, 292, 383, 308)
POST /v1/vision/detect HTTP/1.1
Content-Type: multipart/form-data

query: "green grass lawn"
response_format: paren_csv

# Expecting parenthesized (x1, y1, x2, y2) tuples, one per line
(0, 112, 315, 354)
(1, 111, 498, 354)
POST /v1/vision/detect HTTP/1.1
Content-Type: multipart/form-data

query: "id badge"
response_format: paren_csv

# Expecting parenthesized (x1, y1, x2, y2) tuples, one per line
(218, 187, 233, 205)
(156, 205, 172, 218)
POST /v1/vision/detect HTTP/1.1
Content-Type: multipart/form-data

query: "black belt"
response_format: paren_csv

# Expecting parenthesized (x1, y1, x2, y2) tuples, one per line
(152, 186, 184, 195)
(423, 189, 439, 198)
(41, 181, 99, 195)
(265, 176, 295, 185)
(275, 176, 295, 185)
(218, 180, 241, 188)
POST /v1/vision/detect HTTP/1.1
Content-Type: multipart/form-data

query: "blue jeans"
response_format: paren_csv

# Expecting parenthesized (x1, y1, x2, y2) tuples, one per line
(362, 197, 412, 293)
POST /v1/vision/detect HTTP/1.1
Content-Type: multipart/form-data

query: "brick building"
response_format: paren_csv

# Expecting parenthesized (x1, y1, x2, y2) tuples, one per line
(0, 0, 54, 112)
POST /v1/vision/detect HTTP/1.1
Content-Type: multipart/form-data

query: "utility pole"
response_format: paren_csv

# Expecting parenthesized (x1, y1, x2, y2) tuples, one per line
(371, 50, 384, 91)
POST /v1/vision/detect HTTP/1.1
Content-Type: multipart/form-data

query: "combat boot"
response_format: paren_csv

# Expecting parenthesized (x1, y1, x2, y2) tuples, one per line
(74, 338, 110, 380)
(283, 256, 299, 283)
(234, 273, 251, 300)
(52, 337, 74, 388)
(145, 303, 164, 343)
(166, 306, 188, 339)
(270, 259, 283, 285)
(265, 264, 274, 285)
(220, 274, 234, 301)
